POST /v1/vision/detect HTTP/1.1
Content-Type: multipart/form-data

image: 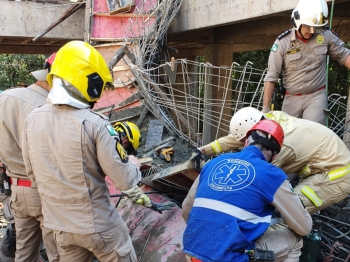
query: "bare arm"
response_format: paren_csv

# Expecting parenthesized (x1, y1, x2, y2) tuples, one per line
(263, 81, 276, 110)
(344, 54, 350, 69)
(271, 180, 312, 236)
(182, 176, 200, 223)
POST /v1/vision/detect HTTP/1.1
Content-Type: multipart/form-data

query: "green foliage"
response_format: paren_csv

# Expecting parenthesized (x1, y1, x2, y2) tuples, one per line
(0, 54, 47, 91)
(327, 41, 350, 97)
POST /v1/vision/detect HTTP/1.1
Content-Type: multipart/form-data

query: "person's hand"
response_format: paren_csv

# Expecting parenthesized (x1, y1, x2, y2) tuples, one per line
(135, 194, 176, 214)
(190, 148, 206, 170)
(262, 106, 270, 113)
(122, 186, 176, 214)
(128, 155, 141, 169)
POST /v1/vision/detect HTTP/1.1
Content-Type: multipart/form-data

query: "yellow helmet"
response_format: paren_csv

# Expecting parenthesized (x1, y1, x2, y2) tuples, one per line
(47, 41, 113, 102)
(114, 121, 141, 152)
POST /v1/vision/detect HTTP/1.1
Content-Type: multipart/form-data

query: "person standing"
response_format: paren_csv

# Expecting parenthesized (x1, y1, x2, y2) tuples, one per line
(183, 120, 312, 262)
(22, 40, 172, 262)
(0, 53, 59, 262)
(262, 0, 350, 125)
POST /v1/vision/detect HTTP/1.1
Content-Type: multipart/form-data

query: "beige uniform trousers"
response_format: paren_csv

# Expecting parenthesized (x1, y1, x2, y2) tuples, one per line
(10, 184, 59, 262)
(281, 88, 327, 125)
(53, 222, 137, 262)
(185, 228, 302, 262)
(294, 172, 350, 215)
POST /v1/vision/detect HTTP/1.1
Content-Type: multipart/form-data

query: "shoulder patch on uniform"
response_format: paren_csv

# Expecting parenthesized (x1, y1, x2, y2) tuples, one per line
(277, 29, 292, 40)
(271, 44, 279, 52)
(327, 26, 339, 37)
(115, 139, 129, 163)
(106, 124, 118, 136)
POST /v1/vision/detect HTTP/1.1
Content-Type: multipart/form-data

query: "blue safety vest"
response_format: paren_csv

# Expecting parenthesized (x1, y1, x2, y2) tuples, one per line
(183, 146, 287, 262)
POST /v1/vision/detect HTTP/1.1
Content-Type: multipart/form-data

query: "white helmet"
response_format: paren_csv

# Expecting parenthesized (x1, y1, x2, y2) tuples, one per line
(230, 107, 263, 141)
(291, 0, 328, 30)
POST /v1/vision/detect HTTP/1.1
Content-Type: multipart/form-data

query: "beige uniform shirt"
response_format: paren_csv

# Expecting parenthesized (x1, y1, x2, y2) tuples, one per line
(0, 84, 48, 179)
(265, 28, 350, 94)
(202, 111, 350, 176)
(22, 104, 142, 234)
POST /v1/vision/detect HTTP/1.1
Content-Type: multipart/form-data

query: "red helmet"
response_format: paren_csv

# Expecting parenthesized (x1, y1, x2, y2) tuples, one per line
(246, 119, 284, 153)
(43, 52, 57, 72)
(31, 52, 57, 81)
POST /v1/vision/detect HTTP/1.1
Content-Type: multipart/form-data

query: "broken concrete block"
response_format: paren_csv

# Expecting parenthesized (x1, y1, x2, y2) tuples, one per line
(144, 120, 164, 149)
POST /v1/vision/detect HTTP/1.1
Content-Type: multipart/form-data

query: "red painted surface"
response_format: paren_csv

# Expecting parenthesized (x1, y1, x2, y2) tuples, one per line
(105, 176, 187, 262)
(92, 16, 156, 39)
(94, 87, 141, 111)
(92, 0, 157, 39)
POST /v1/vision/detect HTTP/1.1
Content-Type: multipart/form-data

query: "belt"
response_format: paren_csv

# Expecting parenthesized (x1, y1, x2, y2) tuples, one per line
(285, 86, 325, 96)
(10, 177, 32, 187)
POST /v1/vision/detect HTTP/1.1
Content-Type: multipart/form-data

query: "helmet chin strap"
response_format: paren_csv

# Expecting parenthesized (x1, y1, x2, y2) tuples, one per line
(298, 27, 314, 40)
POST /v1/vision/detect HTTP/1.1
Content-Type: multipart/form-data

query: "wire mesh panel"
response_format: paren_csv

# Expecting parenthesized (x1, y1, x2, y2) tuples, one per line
(127, 59, 266, 148)
(327, 94, 350, 137)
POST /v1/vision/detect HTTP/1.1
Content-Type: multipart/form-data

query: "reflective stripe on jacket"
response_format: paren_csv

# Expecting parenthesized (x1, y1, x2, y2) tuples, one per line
(183, 146, 287, 262)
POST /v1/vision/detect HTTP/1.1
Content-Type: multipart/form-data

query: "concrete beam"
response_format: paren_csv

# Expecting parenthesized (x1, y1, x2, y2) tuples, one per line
(169, 0, 350, 34)
(0, 43, 61, 54)
(0, 1, 85, 39)
(168, 1, 350, 54)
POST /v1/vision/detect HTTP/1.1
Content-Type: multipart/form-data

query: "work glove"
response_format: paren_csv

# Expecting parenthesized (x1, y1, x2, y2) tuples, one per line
(262, 106, 270, 114)
(122, 186, 176, 214)
(135, 194, 176, 213)
(190, 148, 206, 170)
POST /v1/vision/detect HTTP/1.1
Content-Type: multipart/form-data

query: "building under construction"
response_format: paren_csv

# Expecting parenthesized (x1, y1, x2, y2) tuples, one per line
(0, 0, 350, 261)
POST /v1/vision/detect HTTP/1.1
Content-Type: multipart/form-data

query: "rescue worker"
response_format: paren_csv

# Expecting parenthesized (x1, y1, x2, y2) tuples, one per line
(0, 53, 59, 262)
(183, 120, 312, 262)
(0, 162, 16, 262)
(114, 121, 141, 156)
(262, 0, 350, 125)
(21, 40, 174, 262)
(191, 107, 350, 215)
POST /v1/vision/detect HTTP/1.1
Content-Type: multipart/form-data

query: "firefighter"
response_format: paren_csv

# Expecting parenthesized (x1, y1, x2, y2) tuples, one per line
(0, 53, 59, 262)
(183, 120, 312, 262)
(114, 121, 141, 156)
(262, 0, 350, 125)
(21, 41, 174, 262)
(191, 107, 350, 215)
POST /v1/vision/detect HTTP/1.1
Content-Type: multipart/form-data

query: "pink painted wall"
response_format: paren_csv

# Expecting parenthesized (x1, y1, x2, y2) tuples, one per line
(92, 0, 157, 39)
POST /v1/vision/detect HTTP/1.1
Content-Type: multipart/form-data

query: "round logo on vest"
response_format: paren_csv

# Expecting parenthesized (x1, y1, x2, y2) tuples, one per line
(208, 158, 256, 191)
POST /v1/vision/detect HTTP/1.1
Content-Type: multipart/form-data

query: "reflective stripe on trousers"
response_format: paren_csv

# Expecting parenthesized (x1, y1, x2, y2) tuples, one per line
(328, 163, 350, 181)
(301, 163, 350, 207)
(209, 140, 222, 155)
(301, 186, 323, 207)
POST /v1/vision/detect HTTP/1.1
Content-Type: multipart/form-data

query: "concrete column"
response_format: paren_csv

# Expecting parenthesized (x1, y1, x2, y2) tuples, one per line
(199, 43, 233, 144)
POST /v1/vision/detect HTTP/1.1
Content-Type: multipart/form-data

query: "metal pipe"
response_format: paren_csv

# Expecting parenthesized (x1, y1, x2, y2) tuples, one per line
(326, 0, 335, 127)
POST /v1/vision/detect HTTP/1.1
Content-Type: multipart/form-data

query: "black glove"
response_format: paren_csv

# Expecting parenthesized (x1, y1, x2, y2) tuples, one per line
(151, 202, 177, 214)
(135, 193, 177, 214)
(190, 148, 206, 170)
